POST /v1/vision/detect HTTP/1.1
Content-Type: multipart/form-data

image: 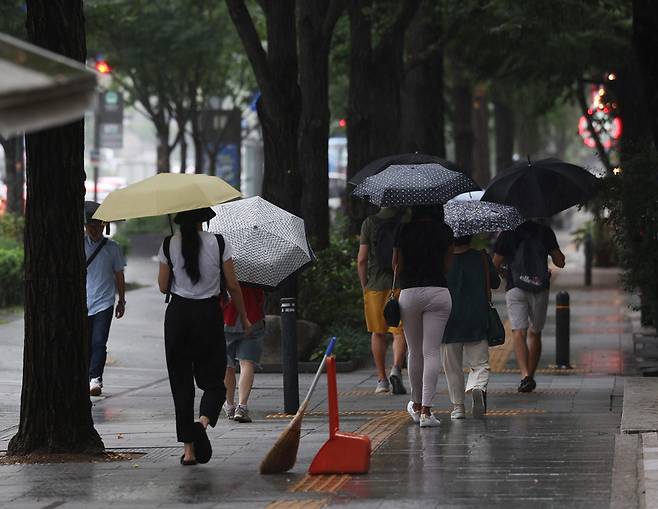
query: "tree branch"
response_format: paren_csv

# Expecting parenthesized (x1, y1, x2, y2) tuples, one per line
(225, 0, 274, 99)
(322, 0, 347, 44)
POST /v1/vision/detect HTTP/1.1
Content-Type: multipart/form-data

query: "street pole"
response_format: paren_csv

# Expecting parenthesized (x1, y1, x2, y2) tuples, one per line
(584, 233, 592, 287)
(555, 291, 571, 368)
(280, 297, 299, 414)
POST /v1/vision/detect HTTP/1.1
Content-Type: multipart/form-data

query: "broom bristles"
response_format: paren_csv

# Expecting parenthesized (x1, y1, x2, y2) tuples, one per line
(260, 401, 308, 474)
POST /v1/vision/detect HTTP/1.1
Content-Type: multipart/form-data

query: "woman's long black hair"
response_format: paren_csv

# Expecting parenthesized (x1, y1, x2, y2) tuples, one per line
(180, 221, 201, 284)
(173, 208, 216, 285)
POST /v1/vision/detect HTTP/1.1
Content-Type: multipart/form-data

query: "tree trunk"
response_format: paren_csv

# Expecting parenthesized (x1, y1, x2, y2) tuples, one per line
(516, 113, 541, 161)
(632, 0, 658, 151)
(1, 135, 25, 215)
(453, 69, 474, 176)
(400, 2, 445, 156)
(346, 0, 373, 235)
(493, 92, 515, 175)
(179, 130, 187, 173)
(156, 125, 171, 174)
(471, 83, 490, 186)
(298, 1, 338, 250)
(9, 0, 103, 456)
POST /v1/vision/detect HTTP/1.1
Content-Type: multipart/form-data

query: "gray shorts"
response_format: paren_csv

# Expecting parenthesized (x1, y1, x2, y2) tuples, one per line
(505, 288, 549, 332)
(225, 320, 265, 368)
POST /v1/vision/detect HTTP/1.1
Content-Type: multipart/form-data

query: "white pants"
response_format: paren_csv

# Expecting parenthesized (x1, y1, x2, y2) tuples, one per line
(441, 339, 490, 405)
(399, 287, 452, 407)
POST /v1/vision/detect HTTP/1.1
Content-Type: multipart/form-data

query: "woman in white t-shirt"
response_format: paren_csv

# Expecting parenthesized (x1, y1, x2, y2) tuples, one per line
(157, 207, 251, 466)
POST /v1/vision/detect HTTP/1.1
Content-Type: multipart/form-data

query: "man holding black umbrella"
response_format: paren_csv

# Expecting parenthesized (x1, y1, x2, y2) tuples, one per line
(493, 221, 565, 392)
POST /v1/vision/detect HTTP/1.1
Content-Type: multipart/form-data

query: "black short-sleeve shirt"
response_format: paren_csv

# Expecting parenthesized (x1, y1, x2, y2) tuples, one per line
(394, 220, 454, 289)
(493, 221, 559, 291)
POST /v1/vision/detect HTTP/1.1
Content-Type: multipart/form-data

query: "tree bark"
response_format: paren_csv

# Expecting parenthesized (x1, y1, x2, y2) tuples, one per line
(156, 124, 172, 174)
(400, 1, 445, 156)
(493, 92, 515, 175)
(1, 135, 25, 214)
(345, 0, 374, 235)
(471, 83, 490, 186)
(178, 129, 187, 173)
(453, 69, 474, 176)
(9, 0, 104, 455)
(226, 0, 302, 216)
(298, 0, 344, 250)
(632, 0, 658, 151)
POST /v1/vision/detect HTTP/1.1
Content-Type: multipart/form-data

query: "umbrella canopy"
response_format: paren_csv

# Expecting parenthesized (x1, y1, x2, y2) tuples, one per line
(0, 32, 97, 137)
(444, 200, 525, 237)
(206, 196, 314, 289)
(93, 173, 241, 222)
(482, 158, 599, 217)
(351, 163, 481, 207)
(349, 153, 460, 186)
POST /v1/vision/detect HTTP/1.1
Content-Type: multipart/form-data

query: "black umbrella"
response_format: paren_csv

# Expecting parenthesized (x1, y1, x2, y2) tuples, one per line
(349, 153, 460, 186)
(482, 158, 599, 217)
(351, 163, 481, 207)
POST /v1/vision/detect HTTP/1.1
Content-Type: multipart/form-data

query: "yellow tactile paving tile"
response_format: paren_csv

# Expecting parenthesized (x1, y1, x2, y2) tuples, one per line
(267, 499, 327, 509)
(290, 474, 351, 493)
(267, 408, 546, 419)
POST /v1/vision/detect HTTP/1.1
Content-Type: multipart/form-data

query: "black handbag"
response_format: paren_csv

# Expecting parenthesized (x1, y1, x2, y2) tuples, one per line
(383, 269, 401, 327)
(482, 251, 505, 347)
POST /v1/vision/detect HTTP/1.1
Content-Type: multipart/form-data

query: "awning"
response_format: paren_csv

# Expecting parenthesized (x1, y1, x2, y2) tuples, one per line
(0, 32, 97, 137)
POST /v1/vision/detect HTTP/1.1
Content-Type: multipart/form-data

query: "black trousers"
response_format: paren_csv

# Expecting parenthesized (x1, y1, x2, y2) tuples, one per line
(164, 294, 226, 443)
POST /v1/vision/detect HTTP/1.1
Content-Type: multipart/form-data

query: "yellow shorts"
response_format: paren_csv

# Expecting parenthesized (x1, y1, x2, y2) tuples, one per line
(364, 289, 403, 335)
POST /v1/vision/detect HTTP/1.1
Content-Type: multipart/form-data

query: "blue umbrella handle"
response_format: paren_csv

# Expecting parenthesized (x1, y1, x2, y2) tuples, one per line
(325, 336, 337, 356)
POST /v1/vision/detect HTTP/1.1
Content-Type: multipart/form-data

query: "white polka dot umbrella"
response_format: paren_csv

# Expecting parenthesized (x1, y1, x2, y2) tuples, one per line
(444, 199, 525, 237)
(206, 197, 314, 289)
(351, 163, 481, 207)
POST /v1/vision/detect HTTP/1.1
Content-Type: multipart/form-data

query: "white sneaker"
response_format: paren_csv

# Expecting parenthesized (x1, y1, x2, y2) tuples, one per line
(375, 379, 390, 394)
(407, 401, 421, 423)
(89, 377, 102, 396)
(451, 405, 465, 420)
(472, 388, 485, 418)
(223, 402, 236, 420)
(419, 413, 441, 428)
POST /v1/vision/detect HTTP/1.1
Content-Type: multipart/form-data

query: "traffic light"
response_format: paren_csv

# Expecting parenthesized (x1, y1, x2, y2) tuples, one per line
(95, 59, 111, 74)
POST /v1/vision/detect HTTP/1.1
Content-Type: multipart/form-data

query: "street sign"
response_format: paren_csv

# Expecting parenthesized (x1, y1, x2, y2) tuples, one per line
(96, 90, 123, 149)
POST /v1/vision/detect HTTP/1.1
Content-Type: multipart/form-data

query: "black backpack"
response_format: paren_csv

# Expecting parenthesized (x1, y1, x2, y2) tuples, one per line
(163, 233, 226, 302)
(509, 231, 550, 293)
(373, 215, 400, 272)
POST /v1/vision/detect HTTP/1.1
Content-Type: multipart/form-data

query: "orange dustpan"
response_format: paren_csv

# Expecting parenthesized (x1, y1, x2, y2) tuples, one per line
(308, 356, 371, 475)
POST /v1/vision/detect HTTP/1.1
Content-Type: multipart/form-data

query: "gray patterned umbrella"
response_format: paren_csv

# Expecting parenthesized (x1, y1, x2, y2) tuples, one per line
(206, 197, 314, 289)
(351, 163, 481, 207)
(444, 199, 525, 237)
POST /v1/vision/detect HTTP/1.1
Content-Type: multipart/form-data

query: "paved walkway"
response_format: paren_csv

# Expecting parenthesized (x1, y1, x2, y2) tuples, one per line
(0, 245, 641, 508)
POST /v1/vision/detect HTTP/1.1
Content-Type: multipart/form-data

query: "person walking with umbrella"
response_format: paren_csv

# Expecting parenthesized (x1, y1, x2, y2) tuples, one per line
(393, 205, 454, 427)
(493, 220, 565, 392)
(157, 207, 251, 465)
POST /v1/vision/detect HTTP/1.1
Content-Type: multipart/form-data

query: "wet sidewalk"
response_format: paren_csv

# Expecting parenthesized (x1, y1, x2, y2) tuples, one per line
(0, 256, 639, 508)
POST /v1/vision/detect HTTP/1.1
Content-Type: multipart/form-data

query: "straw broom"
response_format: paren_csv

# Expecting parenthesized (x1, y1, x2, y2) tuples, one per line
(260, 337, 337, 474)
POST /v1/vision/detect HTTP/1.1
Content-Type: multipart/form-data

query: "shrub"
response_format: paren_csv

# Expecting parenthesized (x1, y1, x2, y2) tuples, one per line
(122, 215, 171, 235)
(297, 231, 363, 332)
(309, 325, 371, 362)
(0, 213, 24, 248)
(0, 247, 23, 307)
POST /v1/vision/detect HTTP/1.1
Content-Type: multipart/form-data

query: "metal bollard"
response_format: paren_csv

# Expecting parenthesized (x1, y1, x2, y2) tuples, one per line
(555, 291, 571, 368)
(584, 233, 593, 287)
(280, 297, 300, 414)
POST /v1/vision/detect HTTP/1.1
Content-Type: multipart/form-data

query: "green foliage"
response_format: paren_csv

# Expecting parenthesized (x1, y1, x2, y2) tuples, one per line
(0, 247, 23, 307)
(122, 216, 171, 235)
(571, 218, 617, 267)
(0, 213, 24, 248)
(110, 231, 131, 256)
(297, 228, 363, 333)
(601, 148, 658, 323)
(309, 325, 371, 362)
(0, 2, 26, 38)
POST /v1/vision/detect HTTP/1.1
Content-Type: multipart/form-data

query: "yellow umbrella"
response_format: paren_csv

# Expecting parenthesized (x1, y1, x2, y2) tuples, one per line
(92, 173, 241, 222)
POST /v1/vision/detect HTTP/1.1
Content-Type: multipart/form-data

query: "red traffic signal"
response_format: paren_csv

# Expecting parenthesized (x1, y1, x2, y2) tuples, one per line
(95, 59, 111, 74)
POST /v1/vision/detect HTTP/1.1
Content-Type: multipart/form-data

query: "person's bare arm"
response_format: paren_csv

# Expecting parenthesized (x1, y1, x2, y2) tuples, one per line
(114, 271, 126, 318)
(550, 248, 566, 268)
(357, 244, 368, 291)
(158, 263, 170, 294)
(492, 254, 506, 274)
(223, 258, 252, 335)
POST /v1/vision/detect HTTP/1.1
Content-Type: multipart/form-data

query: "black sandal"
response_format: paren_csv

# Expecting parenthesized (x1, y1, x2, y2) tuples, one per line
(180, 454, 197, 466)
(193, 422, 212, 464)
